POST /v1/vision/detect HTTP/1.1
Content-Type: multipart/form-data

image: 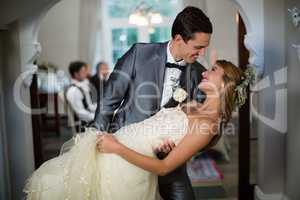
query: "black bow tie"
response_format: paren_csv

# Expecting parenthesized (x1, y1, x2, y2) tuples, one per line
(165, 62, 186, 71)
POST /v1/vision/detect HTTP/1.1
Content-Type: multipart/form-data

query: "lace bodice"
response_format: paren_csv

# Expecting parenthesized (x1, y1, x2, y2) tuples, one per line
(115, 106, 189, 155)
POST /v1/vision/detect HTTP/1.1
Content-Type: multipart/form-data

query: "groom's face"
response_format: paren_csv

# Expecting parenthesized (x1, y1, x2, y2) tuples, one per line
(177, 32, 211, 63)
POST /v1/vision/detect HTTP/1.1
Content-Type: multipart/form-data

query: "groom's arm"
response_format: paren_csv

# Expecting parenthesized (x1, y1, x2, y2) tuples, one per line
(90, 44, 137, 131)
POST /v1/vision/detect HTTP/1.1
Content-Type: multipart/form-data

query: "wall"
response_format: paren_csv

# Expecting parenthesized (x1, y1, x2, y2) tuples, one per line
(206, 0, 238, 66)
(0, 31, 11, 200)
(0, 0, 58, 25)
(2, 22, 35, 200)
(255, 0, 286, 197)
(38, 0, 81, 73)
(38, 0, 83, 115)
(78, 0, 101, 68)
(286, 0, 300, 199)
(182, 0, 238, 67)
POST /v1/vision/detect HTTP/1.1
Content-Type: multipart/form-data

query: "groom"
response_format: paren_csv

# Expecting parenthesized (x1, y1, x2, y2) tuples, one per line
(91, 6, 212, 200)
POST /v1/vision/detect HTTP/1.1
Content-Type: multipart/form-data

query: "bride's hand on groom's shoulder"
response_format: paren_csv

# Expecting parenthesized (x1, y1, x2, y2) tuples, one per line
(96, 134, 121, 154)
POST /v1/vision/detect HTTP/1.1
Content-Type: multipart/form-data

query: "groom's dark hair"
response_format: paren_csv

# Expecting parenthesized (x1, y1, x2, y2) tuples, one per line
(172, 6, 213, 42)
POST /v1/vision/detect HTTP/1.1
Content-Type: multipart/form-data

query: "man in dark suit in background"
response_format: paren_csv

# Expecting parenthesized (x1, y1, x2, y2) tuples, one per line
(89, 61, 110, 103)
(90, 6, 212, 200)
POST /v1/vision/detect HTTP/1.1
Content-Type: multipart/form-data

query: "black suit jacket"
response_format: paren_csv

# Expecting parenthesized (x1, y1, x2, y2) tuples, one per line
(90, 42, 206, 133)
(89, 75, 107, 103)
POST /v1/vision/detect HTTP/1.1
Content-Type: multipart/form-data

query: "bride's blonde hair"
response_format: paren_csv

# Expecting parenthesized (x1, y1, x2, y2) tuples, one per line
(216, 60, 244, 123)
(201, 60, 245, 151)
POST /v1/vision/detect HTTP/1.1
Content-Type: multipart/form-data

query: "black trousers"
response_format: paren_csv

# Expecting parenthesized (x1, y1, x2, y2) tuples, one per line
(158, 164, 195, 200)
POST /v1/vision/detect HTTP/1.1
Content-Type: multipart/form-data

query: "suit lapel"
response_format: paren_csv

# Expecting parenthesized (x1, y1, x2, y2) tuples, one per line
(179, 64, 190, 90)
(154, 42, 168, 107)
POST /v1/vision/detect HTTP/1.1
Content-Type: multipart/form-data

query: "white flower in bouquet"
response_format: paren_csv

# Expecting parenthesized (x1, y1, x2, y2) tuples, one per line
(173, 88, 188, 103)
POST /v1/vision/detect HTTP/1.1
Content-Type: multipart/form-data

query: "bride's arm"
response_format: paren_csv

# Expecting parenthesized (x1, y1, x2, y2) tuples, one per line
(97, 119, 216, 176)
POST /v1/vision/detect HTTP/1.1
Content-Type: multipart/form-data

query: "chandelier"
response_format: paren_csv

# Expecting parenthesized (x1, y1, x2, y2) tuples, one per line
(129, 1, 163, 26)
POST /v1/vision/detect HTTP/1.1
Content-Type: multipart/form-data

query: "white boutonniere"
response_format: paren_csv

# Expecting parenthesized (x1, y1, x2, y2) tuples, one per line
(173, 87, 188, 103)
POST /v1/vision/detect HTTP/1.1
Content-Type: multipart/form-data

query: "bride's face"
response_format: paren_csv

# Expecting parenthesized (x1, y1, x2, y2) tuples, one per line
(199, 64, 225, 96)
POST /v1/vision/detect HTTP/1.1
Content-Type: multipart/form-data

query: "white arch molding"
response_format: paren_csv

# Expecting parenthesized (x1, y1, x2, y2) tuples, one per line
(18, 0, 61, 87)
(231, 0, 265, 75)
(20, 0, 264, 88)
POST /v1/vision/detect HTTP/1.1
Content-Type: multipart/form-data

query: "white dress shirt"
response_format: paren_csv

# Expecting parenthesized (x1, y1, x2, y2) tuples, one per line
(66, 79, 97, 122)
(160, 41, 186, 107)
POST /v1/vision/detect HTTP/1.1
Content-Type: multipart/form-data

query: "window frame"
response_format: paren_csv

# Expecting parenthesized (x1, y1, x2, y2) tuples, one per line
(99, 0, 182, 67)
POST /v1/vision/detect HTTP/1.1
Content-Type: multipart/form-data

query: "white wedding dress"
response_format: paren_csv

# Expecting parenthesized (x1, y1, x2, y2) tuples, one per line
(24, 107, 189, 200)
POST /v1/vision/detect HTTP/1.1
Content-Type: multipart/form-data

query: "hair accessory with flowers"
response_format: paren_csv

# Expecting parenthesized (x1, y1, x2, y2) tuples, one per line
(235, 66, 256, 108)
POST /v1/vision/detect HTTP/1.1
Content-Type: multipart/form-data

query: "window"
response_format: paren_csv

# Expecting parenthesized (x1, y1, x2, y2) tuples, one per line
(149, 27, 172, 43)
(112, 28, 138, 63)
(100, 0, 182, 67)
(107, 0, 180, 18)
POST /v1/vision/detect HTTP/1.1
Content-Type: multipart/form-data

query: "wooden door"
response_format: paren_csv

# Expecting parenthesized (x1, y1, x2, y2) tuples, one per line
(238, 13, 254, 200)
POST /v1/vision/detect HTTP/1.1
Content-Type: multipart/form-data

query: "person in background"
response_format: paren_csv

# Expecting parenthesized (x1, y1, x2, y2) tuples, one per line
(85, 63, 93, 79)
(89, 61, 110, 103)
(65, 61, 97, 127)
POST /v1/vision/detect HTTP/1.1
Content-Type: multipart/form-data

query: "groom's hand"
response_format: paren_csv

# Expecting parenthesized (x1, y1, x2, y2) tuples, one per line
(154, 139, 176, 155)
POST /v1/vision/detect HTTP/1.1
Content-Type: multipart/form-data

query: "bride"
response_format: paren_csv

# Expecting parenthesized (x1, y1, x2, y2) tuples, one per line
(24, 60, 253, 200)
